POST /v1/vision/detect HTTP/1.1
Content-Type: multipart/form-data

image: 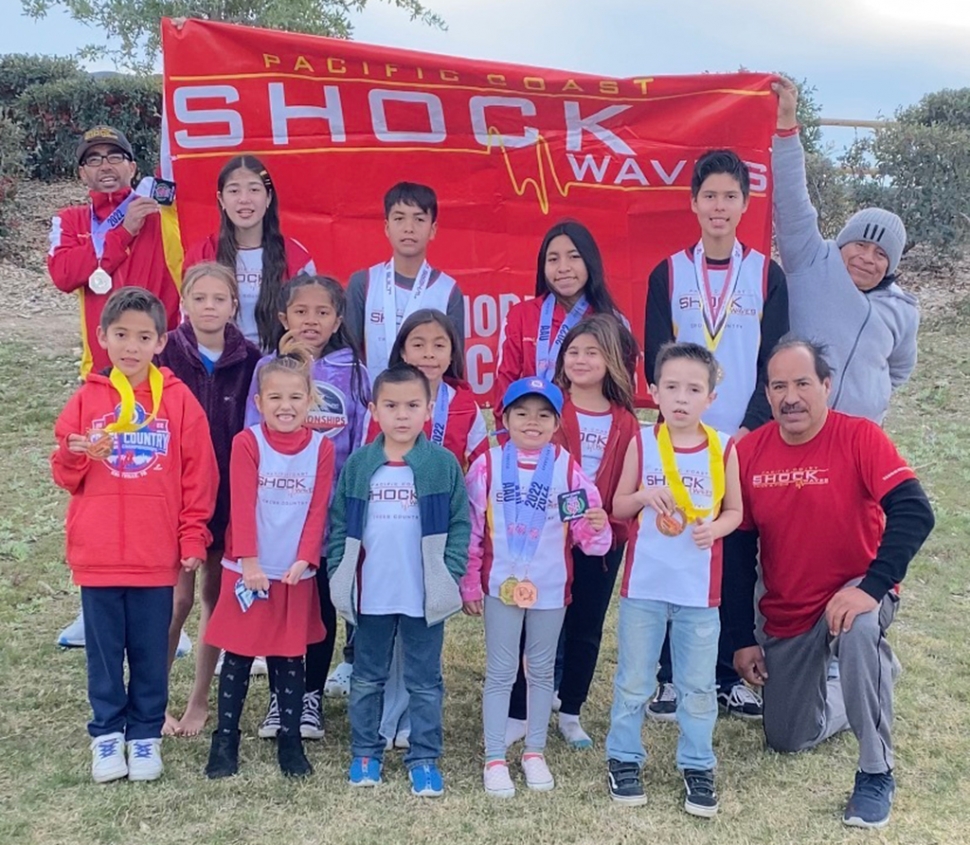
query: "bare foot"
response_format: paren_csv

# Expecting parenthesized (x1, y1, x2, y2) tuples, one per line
(177, 702, 209, 737)
(162, 711, 182, 736)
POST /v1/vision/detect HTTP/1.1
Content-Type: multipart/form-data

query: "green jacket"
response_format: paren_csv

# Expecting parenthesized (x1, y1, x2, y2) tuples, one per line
(327, 433, 471, 626)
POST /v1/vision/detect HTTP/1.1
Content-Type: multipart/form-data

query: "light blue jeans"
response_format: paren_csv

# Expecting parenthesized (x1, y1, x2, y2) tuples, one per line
(605, 597, 719, 771)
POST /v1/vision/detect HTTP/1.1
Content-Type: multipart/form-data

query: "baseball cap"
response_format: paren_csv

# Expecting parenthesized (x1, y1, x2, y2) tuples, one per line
(502, 377, 564, 415)
(76, 125, 134, 164)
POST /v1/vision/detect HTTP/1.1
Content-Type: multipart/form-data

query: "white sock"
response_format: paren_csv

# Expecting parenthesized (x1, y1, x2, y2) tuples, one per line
(505, 717, 527, 747)
(558, 713, 591, 746)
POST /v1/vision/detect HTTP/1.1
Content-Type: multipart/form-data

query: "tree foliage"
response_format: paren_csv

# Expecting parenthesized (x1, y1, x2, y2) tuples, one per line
(20, 0, 446, 73)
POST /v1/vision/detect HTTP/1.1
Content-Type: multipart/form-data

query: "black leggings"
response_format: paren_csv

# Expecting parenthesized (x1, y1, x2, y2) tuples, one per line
(510, 546, 623, 720)
(216, 653, 304, 736)
(304, 563, 337, 695)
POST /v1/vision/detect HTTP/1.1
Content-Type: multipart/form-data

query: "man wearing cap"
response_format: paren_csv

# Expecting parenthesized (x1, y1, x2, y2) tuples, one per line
(770, 79, 919, 424)
(723, 337, 934, 829)
(47, 125, 180, 377)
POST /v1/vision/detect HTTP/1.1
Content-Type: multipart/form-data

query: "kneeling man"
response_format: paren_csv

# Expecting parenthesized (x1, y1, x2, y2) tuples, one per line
(723, 337, 934, 829)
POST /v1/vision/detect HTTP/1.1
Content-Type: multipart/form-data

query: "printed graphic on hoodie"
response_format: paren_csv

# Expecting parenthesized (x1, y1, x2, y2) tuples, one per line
(90, 403, 171, 478)
(309, 380, 348, 436)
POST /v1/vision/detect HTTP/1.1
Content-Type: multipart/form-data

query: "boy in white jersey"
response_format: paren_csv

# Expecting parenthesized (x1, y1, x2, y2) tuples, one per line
(344, 182, 466, 384)
(643, 149, 788, 721)
(606, 342, 742, 816)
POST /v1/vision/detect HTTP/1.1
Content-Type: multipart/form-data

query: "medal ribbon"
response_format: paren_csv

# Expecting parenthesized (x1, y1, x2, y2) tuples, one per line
(90, 193, 137, 261)
(381, 258, 433, 367)
(103, 364, 164, 434)
(501, 443, 555, 563)
(692, 240, 744, 351)
(656, 423, 725, 521)
(535, 293, 588, 379)
(430, 381, 450, 445)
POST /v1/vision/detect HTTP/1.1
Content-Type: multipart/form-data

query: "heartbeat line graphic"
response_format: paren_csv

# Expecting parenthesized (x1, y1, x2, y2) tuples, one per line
(486, 127, 683, 215)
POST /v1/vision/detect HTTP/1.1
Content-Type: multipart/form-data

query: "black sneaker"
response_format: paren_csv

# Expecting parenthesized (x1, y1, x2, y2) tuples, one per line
(843, 770, 894, 829)
(300, 690, 325, 740)
(607, 758, 647, 805)
(683, 768, 718, 818)
(717, 682, 763, 720)
(646, 682, 678, 721)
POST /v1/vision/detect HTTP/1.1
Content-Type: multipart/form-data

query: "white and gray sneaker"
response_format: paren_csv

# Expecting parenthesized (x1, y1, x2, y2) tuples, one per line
(90, 732, 127, 783)
(258, 692, 281, 739)
(646, 682, 678, 721)
(300, 691, 325, 739)
(57, 611, 86, 648)
(126, 738, 163, 782)
(324, 662, 353, 698)
(717, 682, 763, 720)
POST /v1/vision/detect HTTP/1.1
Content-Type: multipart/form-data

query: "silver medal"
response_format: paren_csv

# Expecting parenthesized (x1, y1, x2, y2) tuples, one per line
(88, 267, 113, 295)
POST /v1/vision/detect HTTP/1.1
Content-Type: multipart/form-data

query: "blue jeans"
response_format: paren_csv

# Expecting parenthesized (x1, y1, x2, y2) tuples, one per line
(81, 585, 173, 740)
(606, 597, 719, 771)
(349, 614, 444, 768)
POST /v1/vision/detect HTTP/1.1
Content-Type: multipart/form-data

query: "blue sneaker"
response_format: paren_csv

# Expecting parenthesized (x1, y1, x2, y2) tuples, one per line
(409, 763, 444, 797)
(348, 756, 382, 787)
(843, 770, 895, 829)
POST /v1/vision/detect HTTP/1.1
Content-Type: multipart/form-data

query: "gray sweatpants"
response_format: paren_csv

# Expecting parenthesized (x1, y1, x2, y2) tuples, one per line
(761, 592, 898, 773)
(482, 595, 566, 759)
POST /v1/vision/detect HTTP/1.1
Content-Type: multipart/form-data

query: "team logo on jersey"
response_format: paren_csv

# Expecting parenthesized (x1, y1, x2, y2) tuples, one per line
(91, 403, 170, 478)
(307, 381, 349, 436)
(751, 467, 829, 488)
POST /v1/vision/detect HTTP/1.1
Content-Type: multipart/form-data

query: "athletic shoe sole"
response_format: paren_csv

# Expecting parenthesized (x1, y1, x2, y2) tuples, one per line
(411, 786, 444, 797)
(524, 777, 555, 792)
(258, 725, 280, 739)
(92, 762, 128, 783)
(609, 790, 647, 806)
(843, 811, 891, 830)
(300, 726, 325, 740)
(645, 709, 677, 722)
(684, 799, 718, 818)
(484, 785, 516, 798)
(348, 778, 382, 788)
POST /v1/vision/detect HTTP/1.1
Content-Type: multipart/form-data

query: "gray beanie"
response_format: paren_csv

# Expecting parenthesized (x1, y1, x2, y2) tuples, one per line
(836, 208, 907, 276)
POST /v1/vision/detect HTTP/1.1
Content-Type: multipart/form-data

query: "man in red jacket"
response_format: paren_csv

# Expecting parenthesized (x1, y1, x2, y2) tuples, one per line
(51, 287, 217, 784)
(47, 125, 180, 377)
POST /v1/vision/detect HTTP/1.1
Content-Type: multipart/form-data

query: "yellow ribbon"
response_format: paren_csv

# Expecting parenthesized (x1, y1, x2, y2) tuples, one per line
(656, 422, 725, 522)
(103, 364, 164, 434)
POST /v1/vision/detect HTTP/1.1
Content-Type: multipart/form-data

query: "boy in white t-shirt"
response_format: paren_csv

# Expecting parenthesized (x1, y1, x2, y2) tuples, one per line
(606, 342, 743, 816)
(327, 363, 471, 797)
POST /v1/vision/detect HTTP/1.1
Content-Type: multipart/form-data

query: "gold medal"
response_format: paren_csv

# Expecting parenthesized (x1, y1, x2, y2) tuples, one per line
(499, 577, 519, 606)
(88, 267, 113, 295)
(656, 508, 687, 537)
(86, 428, 114, 459)
(512, 579, 538, 609)
(656, 423, 724, 522)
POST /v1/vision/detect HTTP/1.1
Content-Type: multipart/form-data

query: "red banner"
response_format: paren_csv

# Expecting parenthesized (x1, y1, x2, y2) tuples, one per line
(161, 19, 776, 405)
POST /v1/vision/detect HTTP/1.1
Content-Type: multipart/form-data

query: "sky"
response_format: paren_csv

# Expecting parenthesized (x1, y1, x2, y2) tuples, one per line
(2, 0, 969, 150)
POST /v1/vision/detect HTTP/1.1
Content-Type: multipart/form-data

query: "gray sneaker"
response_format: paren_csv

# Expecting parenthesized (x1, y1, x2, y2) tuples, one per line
(646, 682, 677, 720)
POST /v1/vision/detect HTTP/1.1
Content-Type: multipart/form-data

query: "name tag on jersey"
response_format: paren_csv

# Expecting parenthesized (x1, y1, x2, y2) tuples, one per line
(234, 577, 269, 613)
(558, 489, 589, 522)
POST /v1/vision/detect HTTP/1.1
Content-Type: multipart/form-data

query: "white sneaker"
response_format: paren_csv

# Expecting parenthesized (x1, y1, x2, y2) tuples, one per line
(558, 714, 593, 749)
(483, 760, 516, 798)
(175, 629, 192, 659)
(300, 690, 325, 740)
(58, 611, 86, 648)
(126, 738, 163, 781)
(521, 752, 555, 791)
(324, 662, 353, 698)
(90, 732, 127, 783)
(552, 691, 562, 713)
(251, 656, 268, 676)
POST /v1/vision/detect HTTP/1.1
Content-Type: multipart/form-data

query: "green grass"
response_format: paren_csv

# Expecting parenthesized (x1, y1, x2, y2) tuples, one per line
(1, 317, 968, 845)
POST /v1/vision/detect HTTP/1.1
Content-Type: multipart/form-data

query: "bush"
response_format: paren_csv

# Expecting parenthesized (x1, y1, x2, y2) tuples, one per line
(14, 74, 161, 180)
(0, 53, 82, 116)
(0, 115, 26, 251)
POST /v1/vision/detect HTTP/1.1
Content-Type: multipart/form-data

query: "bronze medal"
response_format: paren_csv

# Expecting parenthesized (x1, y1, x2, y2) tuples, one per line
(499, 576, 519, 606)
(86, 428, 114, 459)
(512, 579, 538, 609)
(656, 508, 687, 537)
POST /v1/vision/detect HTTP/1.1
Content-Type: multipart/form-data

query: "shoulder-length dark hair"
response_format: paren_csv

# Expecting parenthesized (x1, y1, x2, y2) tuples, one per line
(388, 308, 465, 380)
(215, 155, 288, 352)
(534, 219, 621, 317)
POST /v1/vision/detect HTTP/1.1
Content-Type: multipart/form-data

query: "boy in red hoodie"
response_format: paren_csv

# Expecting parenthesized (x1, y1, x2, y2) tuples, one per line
(51, 288, 217, 784)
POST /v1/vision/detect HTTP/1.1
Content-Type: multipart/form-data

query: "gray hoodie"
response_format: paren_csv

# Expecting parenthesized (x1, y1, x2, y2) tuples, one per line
(772, 133, 919, 424)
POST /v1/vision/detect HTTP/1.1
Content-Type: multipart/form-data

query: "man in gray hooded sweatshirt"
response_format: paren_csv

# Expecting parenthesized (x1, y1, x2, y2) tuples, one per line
(771, 78, 919, 424)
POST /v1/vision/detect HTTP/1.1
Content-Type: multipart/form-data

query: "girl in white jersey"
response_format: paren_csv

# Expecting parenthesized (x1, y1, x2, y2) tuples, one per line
(461, 377, 612, 798)
(204, 353, 335, 779)
(605, 342, 742, 816)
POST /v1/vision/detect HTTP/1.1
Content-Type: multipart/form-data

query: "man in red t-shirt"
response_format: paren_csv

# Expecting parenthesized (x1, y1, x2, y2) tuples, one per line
(722, 338, 934, 831)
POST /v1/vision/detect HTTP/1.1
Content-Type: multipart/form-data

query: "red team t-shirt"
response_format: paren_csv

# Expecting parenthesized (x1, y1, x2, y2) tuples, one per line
(736, 411, 916, 639)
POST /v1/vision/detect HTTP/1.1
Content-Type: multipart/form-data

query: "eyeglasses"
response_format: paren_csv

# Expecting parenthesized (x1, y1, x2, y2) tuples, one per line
(82, 153, 130, 167)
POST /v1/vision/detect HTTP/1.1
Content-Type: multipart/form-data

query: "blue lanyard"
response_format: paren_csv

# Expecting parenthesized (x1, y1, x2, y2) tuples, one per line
(90, 193, 137, 260)
(535, 293, 588, 379)
(501, 443, 555, 562)
(431, 381, 450, 445)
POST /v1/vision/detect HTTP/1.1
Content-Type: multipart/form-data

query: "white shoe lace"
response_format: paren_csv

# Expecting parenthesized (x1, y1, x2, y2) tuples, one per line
(729, 684, 762, 707)
(656, 682, 678, 704)
(303, 691, 321, 722)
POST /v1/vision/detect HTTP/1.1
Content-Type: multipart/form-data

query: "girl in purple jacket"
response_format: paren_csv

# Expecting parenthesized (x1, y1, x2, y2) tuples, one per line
(158, 261, 262, 737)
(244, 274, 371, 740)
